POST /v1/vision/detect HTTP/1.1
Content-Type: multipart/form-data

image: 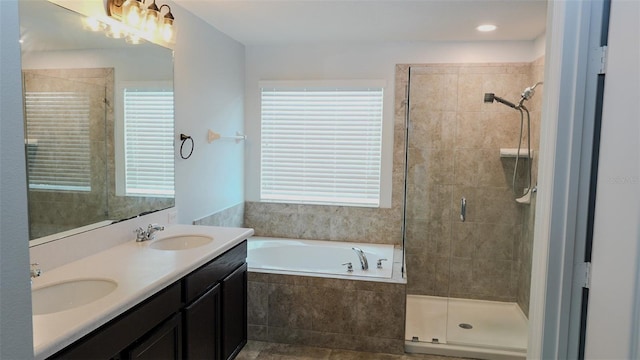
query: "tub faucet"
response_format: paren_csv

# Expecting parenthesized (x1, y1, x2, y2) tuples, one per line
(352, 247, 369, 270)
(135, 224, 165, 242)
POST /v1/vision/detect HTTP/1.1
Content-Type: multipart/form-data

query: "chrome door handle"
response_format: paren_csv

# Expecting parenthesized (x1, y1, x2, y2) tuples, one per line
(460, 197, 466, 222)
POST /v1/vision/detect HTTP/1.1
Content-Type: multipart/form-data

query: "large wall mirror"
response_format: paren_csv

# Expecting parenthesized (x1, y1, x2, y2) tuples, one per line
(20, 0, 175, 244)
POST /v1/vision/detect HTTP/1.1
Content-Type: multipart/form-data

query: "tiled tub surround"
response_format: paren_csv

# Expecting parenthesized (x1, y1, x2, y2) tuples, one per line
(247, 238, 406, 354)
(398, 60, 543, 311)
(31, 224, 254, 359)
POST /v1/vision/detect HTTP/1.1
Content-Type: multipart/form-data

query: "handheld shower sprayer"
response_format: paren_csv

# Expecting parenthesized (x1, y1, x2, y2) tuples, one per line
(483, 81, 543, 204)
(485, 82, 544, 110)
(483, 93, 518, 109)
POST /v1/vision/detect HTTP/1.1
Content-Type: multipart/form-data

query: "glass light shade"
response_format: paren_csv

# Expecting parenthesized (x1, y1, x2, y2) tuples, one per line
(161, 17, 174, 42)
(122, 0, 142, 27)
(143, 9, 160, 33)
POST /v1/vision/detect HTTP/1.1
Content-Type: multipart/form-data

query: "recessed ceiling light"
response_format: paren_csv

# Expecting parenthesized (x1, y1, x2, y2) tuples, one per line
(477, 24, 497, 32)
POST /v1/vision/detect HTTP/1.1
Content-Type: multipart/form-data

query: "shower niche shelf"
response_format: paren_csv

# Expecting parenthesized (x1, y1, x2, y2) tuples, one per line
(499, 148, 533, 159)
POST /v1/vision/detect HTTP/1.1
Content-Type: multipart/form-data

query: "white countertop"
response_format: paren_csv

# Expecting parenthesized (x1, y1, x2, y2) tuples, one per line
(31, 225, 254, 360)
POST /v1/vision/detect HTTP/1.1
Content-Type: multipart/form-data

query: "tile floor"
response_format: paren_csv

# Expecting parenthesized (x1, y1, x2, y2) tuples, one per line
(236, 341, 476, 360)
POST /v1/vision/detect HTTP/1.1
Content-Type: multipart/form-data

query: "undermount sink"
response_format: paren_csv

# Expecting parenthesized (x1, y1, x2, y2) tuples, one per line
(149, 235, 213, 251)
(32, 278, 117, 316)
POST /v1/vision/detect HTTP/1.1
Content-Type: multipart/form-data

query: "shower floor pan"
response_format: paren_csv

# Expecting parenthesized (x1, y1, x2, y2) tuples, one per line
(405, 295, 527, 360)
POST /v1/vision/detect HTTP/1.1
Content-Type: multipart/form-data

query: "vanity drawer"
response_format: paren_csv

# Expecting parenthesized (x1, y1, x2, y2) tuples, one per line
(183, 240, 247, 304)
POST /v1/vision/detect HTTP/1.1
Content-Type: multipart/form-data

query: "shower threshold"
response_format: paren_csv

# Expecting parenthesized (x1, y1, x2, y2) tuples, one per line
(405, 295, 527, 360)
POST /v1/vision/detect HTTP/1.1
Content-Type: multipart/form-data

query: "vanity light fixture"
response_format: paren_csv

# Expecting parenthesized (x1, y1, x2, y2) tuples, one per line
(106, 0, 176, 44)
(159, 5, 175, 42)
(143, 0, 160, 33)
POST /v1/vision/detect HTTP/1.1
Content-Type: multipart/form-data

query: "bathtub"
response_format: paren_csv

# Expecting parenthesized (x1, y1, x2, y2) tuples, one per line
(248, 236, 395, 279)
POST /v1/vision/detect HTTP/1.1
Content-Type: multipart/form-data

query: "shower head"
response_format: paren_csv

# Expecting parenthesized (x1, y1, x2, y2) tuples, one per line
(484, 93, 495, 103)
(483, 93, 518, 109)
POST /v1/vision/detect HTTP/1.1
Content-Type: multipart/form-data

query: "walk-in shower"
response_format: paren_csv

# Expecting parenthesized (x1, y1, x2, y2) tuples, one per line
(400, 62, 544, 360)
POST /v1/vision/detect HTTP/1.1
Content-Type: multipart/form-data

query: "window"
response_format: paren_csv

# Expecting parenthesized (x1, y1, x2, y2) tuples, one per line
(24, 91, 91, 192)
(260, 82, 384, 207)
(123, 86, 175, 197)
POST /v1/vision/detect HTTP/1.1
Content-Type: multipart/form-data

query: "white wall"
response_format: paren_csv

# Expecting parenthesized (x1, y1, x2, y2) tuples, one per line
(586, 0, 640, 357)
(171, 3, 245, 224)
(244, 41, 541, 203)
(0, 0, 35, 358)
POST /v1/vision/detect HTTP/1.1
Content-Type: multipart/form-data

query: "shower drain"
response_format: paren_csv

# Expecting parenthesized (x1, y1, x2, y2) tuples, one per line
(458, 323, 473, 330)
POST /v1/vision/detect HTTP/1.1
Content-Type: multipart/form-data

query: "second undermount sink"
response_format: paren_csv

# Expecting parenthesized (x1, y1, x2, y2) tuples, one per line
(149, 235, 213, 251)
(32, 278, 118, 316)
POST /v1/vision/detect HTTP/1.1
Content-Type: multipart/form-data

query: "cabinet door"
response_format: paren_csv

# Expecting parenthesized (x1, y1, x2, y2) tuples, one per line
(127, 313, 182, 360)
(184, 283, 221, 360)
(221, 263, 247, 360)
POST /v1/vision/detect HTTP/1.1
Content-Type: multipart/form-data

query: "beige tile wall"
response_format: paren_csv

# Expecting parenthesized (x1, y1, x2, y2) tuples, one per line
(194, 202, 245, 227)
(244, 202, 402, 245)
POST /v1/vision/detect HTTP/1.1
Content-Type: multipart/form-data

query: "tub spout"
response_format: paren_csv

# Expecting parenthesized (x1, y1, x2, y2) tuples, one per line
(352, 247, 369, 270)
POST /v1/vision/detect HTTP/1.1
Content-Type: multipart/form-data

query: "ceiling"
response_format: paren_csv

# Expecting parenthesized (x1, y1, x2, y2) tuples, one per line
(175, 0, 548, 46)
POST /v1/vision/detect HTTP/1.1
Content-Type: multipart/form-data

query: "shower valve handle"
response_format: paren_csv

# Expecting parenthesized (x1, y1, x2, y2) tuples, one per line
(342, 262, 353, 272)
(377, 259, 388, 269)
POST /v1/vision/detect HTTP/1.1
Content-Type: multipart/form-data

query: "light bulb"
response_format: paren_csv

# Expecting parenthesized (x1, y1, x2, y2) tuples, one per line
(144, 11, 159, 33)
(122, 0, 142, 27)
(162, 21, 174, 42)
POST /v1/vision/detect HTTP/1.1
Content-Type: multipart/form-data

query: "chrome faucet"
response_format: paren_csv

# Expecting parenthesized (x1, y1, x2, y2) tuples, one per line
(135, 224, 165, 242)
(352, 247, 369, 270)
(30, 263, 41, 284)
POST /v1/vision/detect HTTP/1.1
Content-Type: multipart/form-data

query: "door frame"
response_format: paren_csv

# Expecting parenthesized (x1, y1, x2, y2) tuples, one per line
(528, 0, 609, 358)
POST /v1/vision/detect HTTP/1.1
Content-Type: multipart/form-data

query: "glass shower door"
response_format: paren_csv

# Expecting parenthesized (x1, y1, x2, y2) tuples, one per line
(403, 65, 454, 346)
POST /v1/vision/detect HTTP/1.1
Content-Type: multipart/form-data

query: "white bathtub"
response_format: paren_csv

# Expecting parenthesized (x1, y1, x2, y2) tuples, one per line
(248, 237, 395, 279)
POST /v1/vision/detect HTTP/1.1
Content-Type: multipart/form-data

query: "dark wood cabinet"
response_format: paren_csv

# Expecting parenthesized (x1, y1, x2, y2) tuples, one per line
(183, 241, 247, 360)
(183, 284, 221, 359)
(127, 314, 182, 360)
(49, 283, 182, 360)
(48, 240, 248, 360)
(221, 263, 247, 360)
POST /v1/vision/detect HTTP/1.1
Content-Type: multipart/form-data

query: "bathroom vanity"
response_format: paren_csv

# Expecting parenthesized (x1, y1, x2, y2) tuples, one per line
(32, 225, 253, 360)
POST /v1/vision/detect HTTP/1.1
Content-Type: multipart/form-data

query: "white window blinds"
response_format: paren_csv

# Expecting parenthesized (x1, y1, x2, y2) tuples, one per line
(25, 91, 91, 192)
(124, 88, 175, 197)
(260, 85, 383, 207)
